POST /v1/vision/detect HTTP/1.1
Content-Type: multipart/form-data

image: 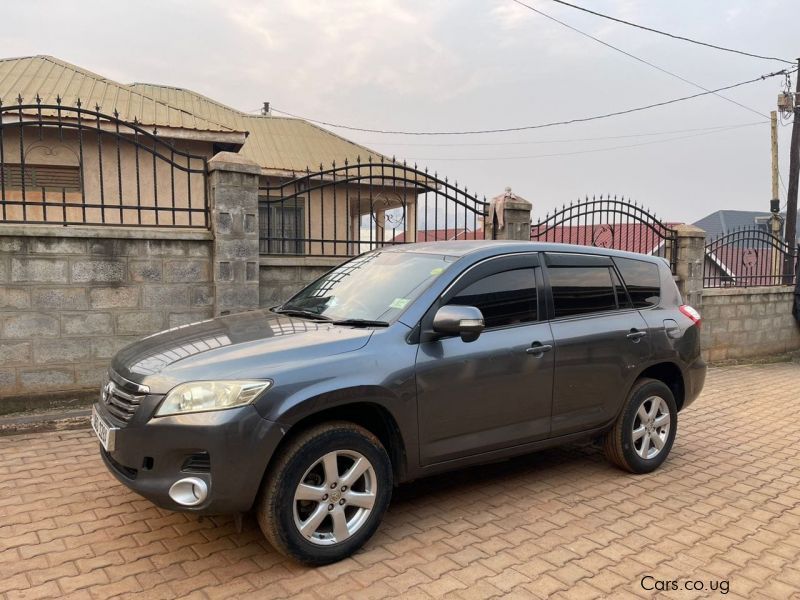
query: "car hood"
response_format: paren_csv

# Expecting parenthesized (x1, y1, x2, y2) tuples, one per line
(111, 309, 373, 393)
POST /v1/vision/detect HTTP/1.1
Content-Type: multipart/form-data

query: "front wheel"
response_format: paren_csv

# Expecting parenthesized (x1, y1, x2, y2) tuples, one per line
(256, 421, 393, 565)
(604, 378, 677, 474)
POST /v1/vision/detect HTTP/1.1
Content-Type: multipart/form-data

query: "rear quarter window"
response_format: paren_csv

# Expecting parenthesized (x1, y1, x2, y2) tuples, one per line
(613, 257, 661, 308)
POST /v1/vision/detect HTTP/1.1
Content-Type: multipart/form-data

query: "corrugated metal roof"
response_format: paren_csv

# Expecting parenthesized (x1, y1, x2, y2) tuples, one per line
(0, 56, 242, 133)
(129, 83, 387, 173)
(128, 83, 244, 131)
(1, 56, 391, 174)
(238, 116, 389, 173)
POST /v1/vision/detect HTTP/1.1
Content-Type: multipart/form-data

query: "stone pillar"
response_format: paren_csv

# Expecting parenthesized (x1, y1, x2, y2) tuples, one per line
(673, 224, 706, 308)
(207, 151, 261, 316)
(489, 187, 532, 241)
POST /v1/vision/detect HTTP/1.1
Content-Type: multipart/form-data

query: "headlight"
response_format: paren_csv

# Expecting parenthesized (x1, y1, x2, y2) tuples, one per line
(155, 380, 271, 417)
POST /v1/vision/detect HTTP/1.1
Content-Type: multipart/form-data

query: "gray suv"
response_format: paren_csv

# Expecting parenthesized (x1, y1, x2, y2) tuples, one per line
(93, 241, 705, 564)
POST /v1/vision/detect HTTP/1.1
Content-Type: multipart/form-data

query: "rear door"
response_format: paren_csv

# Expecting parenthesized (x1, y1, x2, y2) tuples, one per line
(543, 252, 652, 435)
(613, 256, 679, 358)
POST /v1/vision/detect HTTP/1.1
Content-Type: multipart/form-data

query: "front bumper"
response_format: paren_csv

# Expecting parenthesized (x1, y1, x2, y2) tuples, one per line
(94, 400, 285, 514)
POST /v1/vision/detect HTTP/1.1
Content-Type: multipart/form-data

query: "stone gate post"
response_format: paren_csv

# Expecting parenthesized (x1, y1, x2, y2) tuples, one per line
(207, 152, 261, 316)
(488, 187, 532, 241)
(673, 224, 706, 308)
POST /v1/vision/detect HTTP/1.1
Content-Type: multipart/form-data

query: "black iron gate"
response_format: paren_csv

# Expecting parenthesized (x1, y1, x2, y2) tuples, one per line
(530, 195, 678, 273)
(704, 227, 798, 288)
(0, 96, 208, 227)
(258, 158, 490, 256)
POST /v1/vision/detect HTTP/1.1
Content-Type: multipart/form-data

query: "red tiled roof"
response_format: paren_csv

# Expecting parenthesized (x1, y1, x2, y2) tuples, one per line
(530, 222, 681, 255)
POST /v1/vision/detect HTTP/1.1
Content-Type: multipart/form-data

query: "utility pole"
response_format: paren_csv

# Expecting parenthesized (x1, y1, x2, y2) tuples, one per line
(771, 111, 780, 204)
(784, 59, 800, 276)
(771, 111, 783, 281)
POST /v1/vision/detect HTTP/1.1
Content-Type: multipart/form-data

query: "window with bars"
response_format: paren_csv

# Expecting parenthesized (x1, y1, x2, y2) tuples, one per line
(0, 164, 82, 191)
(259, 197, 305, 254)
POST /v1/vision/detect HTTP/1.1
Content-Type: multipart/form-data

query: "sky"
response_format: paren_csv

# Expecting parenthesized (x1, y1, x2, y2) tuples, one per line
(3, 0, 798, 223)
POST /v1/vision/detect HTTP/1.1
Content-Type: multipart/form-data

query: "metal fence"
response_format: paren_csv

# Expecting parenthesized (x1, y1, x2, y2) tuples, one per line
(703, 226, 798, 288)
(258, 159, 490, 256)
(0, 96, 208, 227)
(530, 195, 678, 273)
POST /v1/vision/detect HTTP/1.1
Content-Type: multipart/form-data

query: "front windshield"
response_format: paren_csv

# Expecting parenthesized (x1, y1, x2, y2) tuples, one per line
(278, 251, 454, 322)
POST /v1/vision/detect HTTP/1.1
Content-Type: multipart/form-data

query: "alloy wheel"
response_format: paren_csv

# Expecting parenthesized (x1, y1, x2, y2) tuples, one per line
(292, 450, 377, 546)
(632, 395, 671, 460)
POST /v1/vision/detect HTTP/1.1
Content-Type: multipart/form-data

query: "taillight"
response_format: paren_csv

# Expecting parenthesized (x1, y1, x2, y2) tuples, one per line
(679, 304, 701, 328)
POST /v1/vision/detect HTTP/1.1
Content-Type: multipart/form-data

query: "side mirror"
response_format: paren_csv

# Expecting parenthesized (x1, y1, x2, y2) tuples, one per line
(432, 305, 485, 343)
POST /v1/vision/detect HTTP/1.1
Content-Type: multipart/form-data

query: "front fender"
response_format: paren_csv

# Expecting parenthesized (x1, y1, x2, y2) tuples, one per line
(253, 332, 421, 479)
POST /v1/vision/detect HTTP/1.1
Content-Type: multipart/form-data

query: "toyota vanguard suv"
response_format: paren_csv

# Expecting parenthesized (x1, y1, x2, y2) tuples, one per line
(93, 241, 705, 564)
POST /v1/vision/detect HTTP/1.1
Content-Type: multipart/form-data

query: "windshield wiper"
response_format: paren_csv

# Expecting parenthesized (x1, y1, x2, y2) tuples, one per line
(273, 308, 332, 321)
(330, 319, 389, 327)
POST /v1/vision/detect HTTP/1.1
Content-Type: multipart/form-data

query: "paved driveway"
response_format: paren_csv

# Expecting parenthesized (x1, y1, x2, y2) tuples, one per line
(1, 363, 799, 600)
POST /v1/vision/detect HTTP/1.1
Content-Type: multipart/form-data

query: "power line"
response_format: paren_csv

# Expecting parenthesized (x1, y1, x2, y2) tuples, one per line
(269, 69, 791, 136)
(368, 121, 766, 147)
(403, 122, 764, 161)
(548, 0, 794, 65)
(511, 0, 768, 119)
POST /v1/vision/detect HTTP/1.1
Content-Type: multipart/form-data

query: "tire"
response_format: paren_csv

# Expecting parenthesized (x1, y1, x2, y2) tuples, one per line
(256, 421, 393, 565)
(604, 378, 677, 474)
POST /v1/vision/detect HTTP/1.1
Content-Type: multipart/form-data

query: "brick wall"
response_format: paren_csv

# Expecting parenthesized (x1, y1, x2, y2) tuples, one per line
(0, 226, 213, 406)
(701, 285, 800, 362)
(259, 256, 345, 307)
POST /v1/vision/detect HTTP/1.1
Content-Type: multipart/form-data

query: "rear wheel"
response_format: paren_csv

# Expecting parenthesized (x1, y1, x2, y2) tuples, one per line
(604, 378, 677, 474)
(256, 421, 392, 565)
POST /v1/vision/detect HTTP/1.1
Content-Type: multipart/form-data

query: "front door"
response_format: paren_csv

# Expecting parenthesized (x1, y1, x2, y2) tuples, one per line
(415, 255, 554, 465)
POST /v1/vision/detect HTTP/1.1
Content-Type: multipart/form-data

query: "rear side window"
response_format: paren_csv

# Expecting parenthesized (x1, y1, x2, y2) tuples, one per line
(448, 268, 537, 328)
(548, 266, 618, 317)
(614, 257, 661, 308)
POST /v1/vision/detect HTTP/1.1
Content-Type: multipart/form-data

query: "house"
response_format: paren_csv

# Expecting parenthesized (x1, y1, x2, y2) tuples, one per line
(0, 55, 424, 254)
(693, 209, 800, 242)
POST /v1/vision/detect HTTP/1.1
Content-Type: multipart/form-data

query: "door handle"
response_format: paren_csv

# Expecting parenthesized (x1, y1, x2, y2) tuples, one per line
(626, 330, 647, 341)
(526, 343, 553, 356)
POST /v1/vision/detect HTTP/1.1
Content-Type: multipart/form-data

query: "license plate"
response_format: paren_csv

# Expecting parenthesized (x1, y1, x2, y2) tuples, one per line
(91, 406, 117, 452)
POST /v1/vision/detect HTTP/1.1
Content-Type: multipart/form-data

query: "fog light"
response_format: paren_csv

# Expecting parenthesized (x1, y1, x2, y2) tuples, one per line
(168, 477, 208, 506)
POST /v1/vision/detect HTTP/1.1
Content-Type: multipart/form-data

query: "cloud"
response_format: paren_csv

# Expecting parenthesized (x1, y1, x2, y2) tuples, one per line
(209, 0, 483, 103)
(491, 2, 532, 30)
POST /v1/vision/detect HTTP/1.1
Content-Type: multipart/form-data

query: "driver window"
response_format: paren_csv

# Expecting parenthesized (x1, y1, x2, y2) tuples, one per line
(448, 268, 537, 328)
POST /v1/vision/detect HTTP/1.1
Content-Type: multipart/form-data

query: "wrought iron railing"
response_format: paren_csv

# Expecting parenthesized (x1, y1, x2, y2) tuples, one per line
(0, 96, 208, 227)
(530, 195, 678, 273)
(258, 159, 490, 256)
(703, 227, 798, 288)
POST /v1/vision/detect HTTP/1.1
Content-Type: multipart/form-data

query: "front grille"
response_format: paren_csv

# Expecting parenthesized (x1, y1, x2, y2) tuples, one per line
(102, 372, 147, 423)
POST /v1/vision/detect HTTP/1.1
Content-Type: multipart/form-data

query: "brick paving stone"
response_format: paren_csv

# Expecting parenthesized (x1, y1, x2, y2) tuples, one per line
(0, 363, 799, 598)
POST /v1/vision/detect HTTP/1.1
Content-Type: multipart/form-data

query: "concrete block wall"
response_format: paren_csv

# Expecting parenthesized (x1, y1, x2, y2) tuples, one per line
(701, 285, 800, 362)
(0, 227, 213, 404)
(259, 256, 345, 307)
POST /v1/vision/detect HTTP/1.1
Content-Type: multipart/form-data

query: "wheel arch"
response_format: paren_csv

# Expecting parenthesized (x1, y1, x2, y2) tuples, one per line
(265, 392, 409, 487)
(636, 361, 686, 411)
